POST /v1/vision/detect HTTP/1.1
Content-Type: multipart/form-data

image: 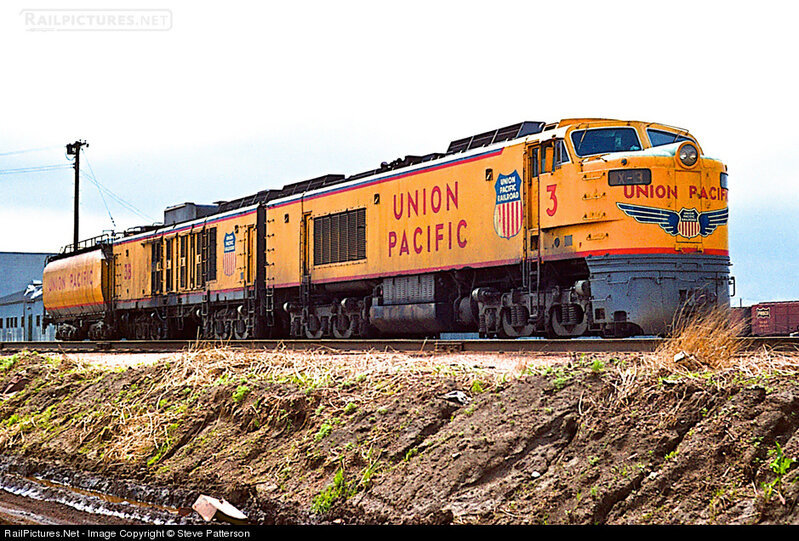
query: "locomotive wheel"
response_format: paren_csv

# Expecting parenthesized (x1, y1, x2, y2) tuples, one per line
(134, 317, 149, 340)
(331, 314, 353, 339)
(149, 321, 167, 340)
(499, 308, 534, 338)
(233, 318, 250, 340)
(214, 311, 232, 340)
(304, 326, 324, 339)
(304, 314, 324, 339)
(304, 328, 324, 339)
(548, 306, 588, 338)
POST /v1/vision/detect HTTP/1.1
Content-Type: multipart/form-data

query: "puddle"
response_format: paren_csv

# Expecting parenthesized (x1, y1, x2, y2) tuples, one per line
(0, 472, 197, 525)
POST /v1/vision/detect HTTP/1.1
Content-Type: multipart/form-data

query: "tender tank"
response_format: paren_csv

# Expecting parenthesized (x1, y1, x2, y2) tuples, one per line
(43, 249, 109, 320)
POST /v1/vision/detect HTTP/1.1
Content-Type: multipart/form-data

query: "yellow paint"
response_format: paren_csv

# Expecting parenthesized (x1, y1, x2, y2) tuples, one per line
(42, 250, 108, 317)
(267, 146, 528, 287)
(266, 119, 728, 289)
(112, 209, 259, 303)
(536, 121, 727, 260)
(44, 118, 728, 321)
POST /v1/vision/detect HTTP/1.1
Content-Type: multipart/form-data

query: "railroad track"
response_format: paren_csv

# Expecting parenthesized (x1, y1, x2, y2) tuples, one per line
(2, 337, 799, 355)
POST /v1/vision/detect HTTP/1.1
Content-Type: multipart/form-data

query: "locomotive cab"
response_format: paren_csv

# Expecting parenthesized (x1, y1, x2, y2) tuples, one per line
(536, 120, 731, 336)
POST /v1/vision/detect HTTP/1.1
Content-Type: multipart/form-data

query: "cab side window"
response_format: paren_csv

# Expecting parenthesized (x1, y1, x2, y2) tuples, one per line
(556, 140, 570, 166)
(647, 129, 692, 147)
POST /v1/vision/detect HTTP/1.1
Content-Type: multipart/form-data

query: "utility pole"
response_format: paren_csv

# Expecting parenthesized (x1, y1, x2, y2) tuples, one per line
(66, 140, 88, 251)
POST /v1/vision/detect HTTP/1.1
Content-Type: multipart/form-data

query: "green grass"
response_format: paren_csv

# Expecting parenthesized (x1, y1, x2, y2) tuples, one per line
(314, 420, 334, 442)
(343, 402, 358, 415)
(0, 354, 19, 372)
(470, 380, 486, 394)
(232, 385, 250, 404)
(312, 467, 352, 514)
(762, 442, 795, 501)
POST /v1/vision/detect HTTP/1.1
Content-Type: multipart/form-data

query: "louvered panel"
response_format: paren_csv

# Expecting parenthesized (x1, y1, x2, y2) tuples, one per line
(313, 217, 322, 266)
(356, 208, 366, 260)
(322, 215, 331, 265)
(348, 211, 358, 261)
(341, 212, 348, 261)
(313, 208, 367, 266)
(331, 213, 341, 264)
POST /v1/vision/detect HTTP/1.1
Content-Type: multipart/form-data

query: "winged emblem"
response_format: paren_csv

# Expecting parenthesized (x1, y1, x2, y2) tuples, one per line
(617, 203, 728, 238)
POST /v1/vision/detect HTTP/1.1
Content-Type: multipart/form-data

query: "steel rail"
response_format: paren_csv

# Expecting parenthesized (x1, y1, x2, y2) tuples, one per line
(1, 337, 798, 355)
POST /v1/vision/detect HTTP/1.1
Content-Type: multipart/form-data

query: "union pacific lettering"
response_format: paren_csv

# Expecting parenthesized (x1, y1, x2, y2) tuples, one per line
(388, 181, 467, 257)
(624, 184, 728, 201)
(45, 270, 94, 293)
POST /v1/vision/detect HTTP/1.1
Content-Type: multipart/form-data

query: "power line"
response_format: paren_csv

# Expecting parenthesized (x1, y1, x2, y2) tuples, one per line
(1, 144, 157, 227)
(0, 145, 62, 157)
(0, 164, 71, 175)
(81, 160, 151, 223)
(79, 151, 156, 223)
(80, 148, 116, 229)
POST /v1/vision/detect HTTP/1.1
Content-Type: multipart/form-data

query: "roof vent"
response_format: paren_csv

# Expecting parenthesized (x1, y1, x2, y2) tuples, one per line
(446, 121, 545, 154)
(164, 202, 219, 225)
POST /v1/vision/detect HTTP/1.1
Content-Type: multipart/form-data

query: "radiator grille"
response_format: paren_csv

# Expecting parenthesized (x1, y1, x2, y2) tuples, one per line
(314, 208, 366, 266)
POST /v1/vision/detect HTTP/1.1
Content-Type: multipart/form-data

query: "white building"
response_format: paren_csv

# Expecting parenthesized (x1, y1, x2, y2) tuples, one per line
(0, 281, 55, 341)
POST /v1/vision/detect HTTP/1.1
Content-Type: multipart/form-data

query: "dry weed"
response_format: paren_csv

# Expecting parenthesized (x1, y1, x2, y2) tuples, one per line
(655, 307, 744, 371)
(68, 343, 528, 464)
(4, 338, 798, 466)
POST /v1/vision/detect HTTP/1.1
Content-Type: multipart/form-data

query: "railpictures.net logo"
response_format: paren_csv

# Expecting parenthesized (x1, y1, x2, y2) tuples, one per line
(21, 9, 172, 31)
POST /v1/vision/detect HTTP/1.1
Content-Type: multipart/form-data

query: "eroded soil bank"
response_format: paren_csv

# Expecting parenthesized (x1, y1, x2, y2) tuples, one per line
(0, 347, 797, 525)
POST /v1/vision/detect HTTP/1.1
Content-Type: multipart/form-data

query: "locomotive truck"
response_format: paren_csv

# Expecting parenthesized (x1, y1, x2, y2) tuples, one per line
(42, 118, 732, 340)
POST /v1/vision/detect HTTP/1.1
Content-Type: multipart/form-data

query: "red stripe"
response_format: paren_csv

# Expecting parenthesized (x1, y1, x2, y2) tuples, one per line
(511, 202, 517, 235)
(44, 300, 104, 310)
(279, 247, 729, 287)
(544, 247, 730, 261)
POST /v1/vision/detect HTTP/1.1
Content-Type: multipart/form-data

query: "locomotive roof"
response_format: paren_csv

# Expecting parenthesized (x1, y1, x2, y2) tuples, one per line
(61, 118, 685, 252)
(113, 202, 261, 245)
(116, 121, 559, 240)
(213, 120, 549, 214)
(235, 118, 697, 210)
(178, 118, 688, 220)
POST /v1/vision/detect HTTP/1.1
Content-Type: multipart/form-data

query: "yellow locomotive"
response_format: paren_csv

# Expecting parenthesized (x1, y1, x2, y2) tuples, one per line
(43, 118, 731, 339)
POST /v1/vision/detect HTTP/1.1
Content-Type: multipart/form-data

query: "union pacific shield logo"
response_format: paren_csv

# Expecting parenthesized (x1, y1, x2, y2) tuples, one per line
(223, 232, 236, 276)
(677, 208, 701, 238)
(617, 203, 728, 238)
(494, 170, 523, 239)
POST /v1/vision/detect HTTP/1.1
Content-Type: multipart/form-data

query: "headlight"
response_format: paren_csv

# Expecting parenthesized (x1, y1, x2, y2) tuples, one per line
(678, 143, 699, 167)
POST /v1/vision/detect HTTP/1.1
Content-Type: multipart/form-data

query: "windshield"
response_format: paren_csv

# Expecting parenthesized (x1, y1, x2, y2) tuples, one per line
(570, 127, 642, 157)
(647, 128, 692, 147)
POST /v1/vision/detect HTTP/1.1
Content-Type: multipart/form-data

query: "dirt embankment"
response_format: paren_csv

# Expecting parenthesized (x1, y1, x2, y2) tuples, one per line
(0, 346, 797, 525)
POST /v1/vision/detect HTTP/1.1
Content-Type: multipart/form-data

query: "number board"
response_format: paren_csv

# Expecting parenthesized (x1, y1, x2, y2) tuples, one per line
(608, 169, 651, 186)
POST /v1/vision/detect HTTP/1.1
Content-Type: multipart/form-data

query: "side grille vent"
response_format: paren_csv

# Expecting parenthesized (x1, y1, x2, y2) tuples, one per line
(313, 208, 366, 266)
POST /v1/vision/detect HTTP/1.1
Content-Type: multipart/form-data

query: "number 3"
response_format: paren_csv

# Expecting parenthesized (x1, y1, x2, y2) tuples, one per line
(546, 184, 558, 216)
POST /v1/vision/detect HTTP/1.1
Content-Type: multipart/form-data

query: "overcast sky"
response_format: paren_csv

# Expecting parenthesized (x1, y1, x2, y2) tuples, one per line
(1, 1, 797, 306)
